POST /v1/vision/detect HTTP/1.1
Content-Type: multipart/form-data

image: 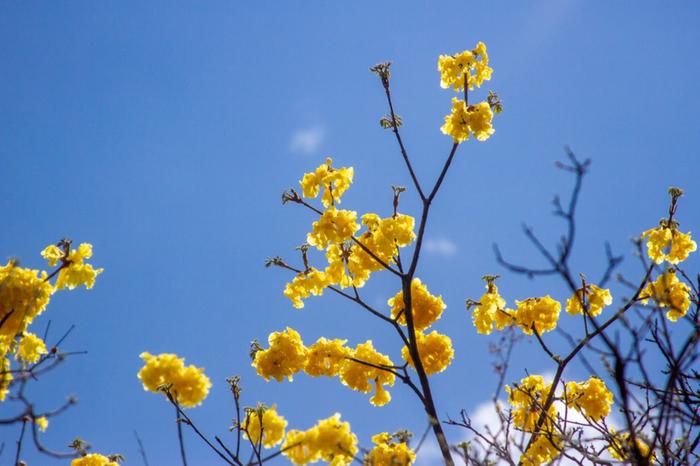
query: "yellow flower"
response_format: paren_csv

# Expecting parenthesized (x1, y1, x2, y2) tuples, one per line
(300, 158, 354, 208)
(401, 330, 454, 375)
(365, 432, 416, 466)
(339, 340, 395, 406)
(282, 429, 319, 465)
(642, 225, 696, 265)
(283, 268, 327, 309)
(282, 414, 358, 466)
(438, 42, 493, 91)
(608, 431, 655, 463)
(506, 375, 557, 432)
(242, 404, 288, 448)
(565, 377, 613, 421)
(514, 296, 561, 335)
(138, 352, 211, 408)
(305, 337, 350, 377)
(314, 414, 359, 466)
(640, 270, 692, 321)
(307, 207, 360, 250)
(521, 434, 562, 466)
(35, 415, 49, 432)
(471, 279, 508, 335)
(0, 260, 53, 338)
(0, 357, 11, 401)
(70, 454, 119, 466)
(16, 332, 48, 364)
(389, 278, 446, 331)
(252, 328, 308, 382)
(41, 244, 64, 267)
(54, 243, 104, 290)
(441, 99, 494, 143)
(565, 284, 612, 317)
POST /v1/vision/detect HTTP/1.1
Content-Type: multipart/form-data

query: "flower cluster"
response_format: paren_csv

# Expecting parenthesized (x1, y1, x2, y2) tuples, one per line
(608, 430, 655, 463)
(137, 352, 211, 408)
(401, 330, 453, 375)
(1, 241, 101, 402)
(71, 454, 120, 466)
(242, 404, 288, 448)
(252, 329, 396, 406)
(300, 157, 354, 208)
(642, 222, 696, 265)
(282, 413, 358, 466)
(365, 432, 416, 466)
(565, 284, 612, 317)
(506, 375, 557, 433)
(640, 269, 692, 321)
(565, 376, 613, 421)
(469, 278, 562, 336)
(283, 160, 417, 308)
(438, 42, 497, 142)
(389, 278, 446, 331)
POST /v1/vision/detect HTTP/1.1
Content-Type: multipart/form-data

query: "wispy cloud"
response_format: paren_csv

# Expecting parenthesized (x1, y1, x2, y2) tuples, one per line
(289, 126, 324, 155)
(423, 237, 458, 256)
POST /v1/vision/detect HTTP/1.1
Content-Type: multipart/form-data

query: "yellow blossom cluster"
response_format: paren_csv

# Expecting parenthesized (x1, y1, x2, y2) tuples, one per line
(469, 278, 562, 336)
(642, 223, 696, 265)
(506, 375, 557, 433)
(389, 278, 446, 331)
(565, 376, 613, 421)
(300, 157, 354, 208)
(284, 160, 417, 308)
(401, 330, 453, 375)
(16, 332, 48, 364)
(640, 269, 692, 322)
(243, 404, 288, 448)
(438, 42, 496, 142)
(565, 284, 612, 317)
(70, 454, 120, 466)
(438, 41, 492, 91)
(365, 432, 416, 466)
(521, 434, 563, 466)
(252, 327, 309, 382)
(35, 415, 49, 432)
(137, 352, 211, 408)
(1, 241, 101, 402)
(42, 243, 104, 290)
(252, 329, 396, 406)
(441, 99, 494, 143)
(282, 413, 358, 466)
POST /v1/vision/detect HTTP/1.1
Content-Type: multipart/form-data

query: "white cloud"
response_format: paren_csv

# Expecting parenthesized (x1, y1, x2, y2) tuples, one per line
(423, 237, 458, 256)
(289, 126, 324, 155)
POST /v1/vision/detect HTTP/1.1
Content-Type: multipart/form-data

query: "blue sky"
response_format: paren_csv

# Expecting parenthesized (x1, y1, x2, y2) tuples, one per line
(1, 1, 699, 464)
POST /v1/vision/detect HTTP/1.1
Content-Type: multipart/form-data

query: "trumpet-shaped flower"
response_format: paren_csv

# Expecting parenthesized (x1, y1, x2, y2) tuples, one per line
(389, 278, 446, 331)
(252, 328, 308, 382)
(138, 352, 211, 407)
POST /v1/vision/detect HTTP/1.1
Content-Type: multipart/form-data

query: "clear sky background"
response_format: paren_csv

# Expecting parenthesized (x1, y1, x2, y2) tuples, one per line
(1, 1, 699, 465)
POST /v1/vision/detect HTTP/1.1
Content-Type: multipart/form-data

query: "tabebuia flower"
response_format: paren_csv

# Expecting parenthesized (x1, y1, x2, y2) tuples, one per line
(565, 376, 614, 421)
(389, 278, 446, 331)
(307, 207, 360, 250)
(300, 157, 354, 208)
(71, 454, 120, 466)
(441, 98, 495, 143)
(339, 340, 395, 406)
(365, 432, 416, 466)
(283, 268, 327, 309)
(438, 41, 492, 91)
(0, 260, 53, 338)
(505, 374, 557, 432)
(470, 276, 511, 335)
(521, 434, 563, 466)
(252, 327, 308, 382)
(642, 222, 696, 265)
(514, 296, 561, 335)
(242, 404, 287, 448)
(304, 337, 350, 377)
(16, 332, 48, 364)
(566, 284, 612, 317)
(401, 330, 454, 375)
(640, 269, 692, 322)
(608, 430, 655, 463)
(137, 352, 211, 407)
(282, 414, 358, 466)
(42, 242, 104, 290)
